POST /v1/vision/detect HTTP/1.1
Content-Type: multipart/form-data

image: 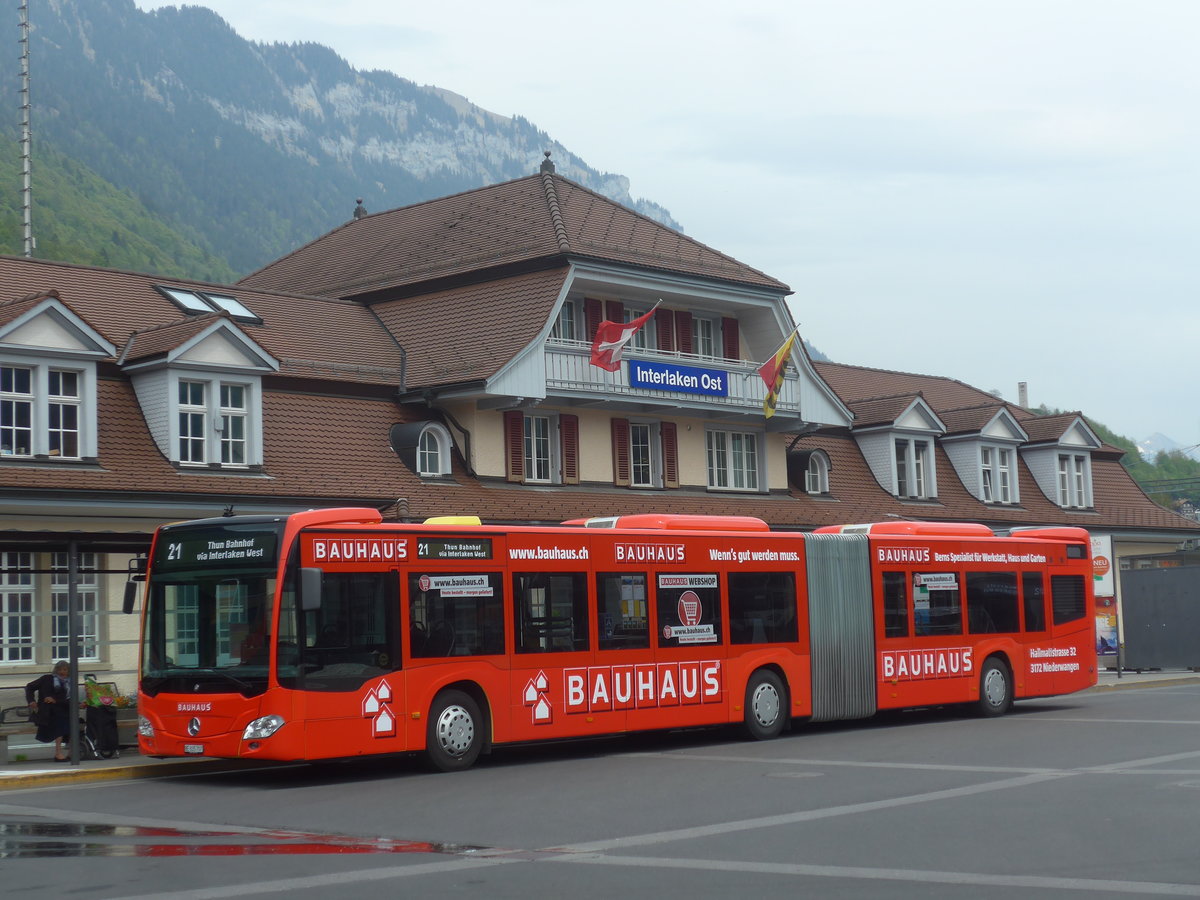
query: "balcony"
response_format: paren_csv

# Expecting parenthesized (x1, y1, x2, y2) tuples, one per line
(543, 339, 806, 428)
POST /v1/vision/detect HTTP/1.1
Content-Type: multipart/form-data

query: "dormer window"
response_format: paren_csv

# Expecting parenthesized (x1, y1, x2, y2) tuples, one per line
(550, 301, 579, 341)
(1058, 453, 1092, 508)
(805, 451, 830, 494)
(418, 424, 452, 477)
(981, 445, 1015, 504)
(895, 437, 933, 499)
(173, 376, 254, 467)
(156, 286, 262, 325)
(1, 362, 96, 460)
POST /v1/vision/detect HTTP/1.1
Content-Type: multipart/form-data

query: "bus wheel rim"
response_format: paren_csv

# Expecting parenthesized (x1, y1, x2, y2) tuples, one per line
(751, 682, 781, 727)
(984, 669, 1006, 707)
(436, 705, 475, 757)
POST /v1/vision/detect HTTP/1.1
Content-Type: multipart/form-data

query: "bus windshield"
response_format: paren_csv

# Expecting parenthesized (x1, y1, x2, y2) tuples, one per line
(140, 520, 283, 698)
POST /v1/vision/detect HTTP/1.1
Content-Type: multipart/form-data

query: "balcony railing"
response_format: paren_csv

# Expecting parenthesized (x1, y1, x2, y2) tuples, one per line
(544, 339, 800, 418)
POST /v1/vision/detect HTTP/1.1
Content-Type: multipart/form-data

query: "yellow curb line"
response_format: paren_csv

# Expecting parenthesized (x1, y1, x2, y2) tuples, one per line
(0, 759, 277, 791)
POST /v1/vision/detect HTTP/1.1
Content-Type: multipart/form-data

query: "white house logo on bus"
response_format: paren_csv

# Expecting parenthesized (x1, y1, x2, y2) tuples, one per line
(362, 679, 396, 738)
(523, 670, 553, 725)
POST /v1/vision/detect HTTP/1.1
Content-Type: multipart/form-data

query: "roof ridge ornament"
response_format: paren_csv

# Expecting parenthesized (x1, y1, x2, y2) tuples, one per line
(540, 150, 555, 174)
(353, 198, 368, 220)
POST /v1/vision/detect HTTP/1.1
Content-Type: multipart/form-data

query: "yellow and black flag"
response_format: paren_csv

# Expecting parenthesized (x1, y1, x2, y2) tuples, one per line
(757, 330, 798, 418)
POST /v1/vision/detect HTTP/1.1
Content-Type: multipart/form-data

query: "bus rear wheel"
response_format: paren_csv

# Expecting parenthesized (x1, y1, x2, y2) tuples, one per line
(977, 658, 1012, 717)
(426, 690, 483, 772)
(743, 670, 787, 740)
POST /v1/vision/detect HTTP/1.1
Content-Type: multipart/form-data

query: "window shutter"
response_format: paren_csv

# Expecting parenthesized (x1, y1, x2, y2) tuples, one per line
(560, 414, 579, 485)
(584, 298, 603, 341)
(722, 317, 740, 360)
(674, 310, 693, 355)
(606, 300, 625, 325)
(503, 411, 524, 483)
(661, 422, 679, 489)
(655, 308, 675, 352)
(611, 418, 631, 487)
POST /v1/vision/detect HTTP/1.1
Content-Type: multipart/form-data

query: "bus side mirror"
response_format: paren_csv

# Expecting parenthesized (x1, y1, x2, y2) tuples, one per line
(122, 580, 140, 615)
(123, 555, 147, 614)
(300, 567, 323, 612)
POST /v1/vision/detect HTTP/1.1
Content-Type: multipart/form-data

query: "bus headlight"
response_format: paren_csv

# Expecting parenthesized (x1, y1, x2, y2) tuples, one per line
(137, 716, 154, 738)
(242, 715, 285, 740)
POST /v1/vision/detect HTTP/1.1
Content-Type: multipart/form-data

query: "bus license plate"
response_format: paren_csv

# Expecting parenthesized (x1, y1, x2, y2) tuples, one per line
(183, 744, 204, 755)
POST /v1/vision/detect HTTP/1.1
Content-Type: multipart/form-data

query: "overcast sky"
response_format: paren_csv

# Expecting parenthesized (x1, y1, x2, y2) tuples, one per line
(135, 1, 1199, 448)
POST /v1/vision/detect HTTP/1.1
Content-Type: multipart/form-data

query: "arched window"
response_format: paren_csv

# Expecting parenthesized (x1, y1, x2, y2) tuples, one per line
(805, 451, 829, 495)
(417, 424, 451, 477)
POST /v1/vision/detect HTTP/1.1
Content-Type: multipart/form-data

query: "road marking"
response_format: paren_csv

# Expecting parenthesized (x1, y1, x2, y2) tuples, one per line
(555, 772, 1068, 853)
(625, 750, 1063, 775)
(553, 853, 1200, 896)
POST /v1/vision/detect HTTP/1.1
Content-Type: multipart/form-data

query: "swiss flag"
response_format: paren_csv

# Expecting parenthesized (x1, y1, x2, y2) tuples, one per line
(589, 303, 660, 371)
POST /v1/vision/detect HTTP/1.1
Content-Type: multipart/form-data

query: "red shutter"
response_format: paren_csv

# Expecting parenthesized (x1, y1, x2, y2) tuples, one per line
(722, 317, 740, 360)
(584, 298, 603, 341)
(611, 418, 631, 487)
(661, 422, 679, 489)
(655, 308, 675, 352)
(674, 311, 693, 355)
(560, 414, 579, 485)
(606, 300, 625, 325)
(503, 411, 524, 483)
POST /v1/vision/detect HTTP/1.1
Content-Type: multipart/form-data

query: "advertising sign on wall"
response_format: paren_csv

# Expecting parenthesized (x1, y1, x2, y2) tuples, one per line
(1091, 533, 1117, 656)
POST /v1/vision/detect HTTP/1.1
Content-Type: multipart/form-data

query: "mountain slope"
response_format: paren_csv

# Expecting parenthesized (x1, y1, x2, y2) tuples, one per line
(1, 0, 678, 278)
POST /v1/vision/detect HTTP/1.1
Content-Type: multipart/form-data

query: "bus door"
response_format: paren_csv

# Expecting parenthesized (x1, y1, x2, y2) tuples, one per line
(505, 532, 600, 742)
(289, 534, 407, 759)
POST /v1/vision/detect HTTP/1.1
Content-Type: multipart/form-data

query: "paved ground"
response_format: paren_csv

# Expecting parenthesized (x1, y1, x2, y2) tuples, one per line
(2, 666, 1195, 790)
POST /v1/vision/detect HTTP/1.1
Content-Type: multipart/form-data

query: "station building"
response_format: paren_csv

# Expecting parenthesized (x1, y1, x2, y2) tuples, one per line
(2, 157, 1196, 695)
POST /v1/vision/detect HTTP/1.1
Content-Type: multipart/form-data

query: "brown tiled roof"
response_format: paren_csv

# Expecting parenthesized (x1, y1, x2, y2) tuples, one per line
(0, 290, 57, 328)
(373, 268, 568, 389)
(845, 393, 925, 428)
(815, 361, 1004, 409)
(238, 173, 788, 299)
(1020, 412, 1087, 444)
(0, 256, 403, 386)
(120, 313, 234, 364)
(938, 403, 1012, 436)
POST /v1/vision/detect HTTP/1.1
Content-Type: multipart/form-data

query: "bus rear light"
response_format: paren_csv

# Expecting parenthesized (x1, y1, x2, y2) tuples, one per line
(242, 715, 285, 740)
(137, 716, 154, 738)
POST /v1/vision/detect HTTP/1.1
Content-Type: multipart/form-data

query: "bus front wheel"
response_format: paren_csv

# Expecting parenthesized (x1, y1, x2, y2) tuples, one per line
(743, 670, 787, 740)
(977, 658, 1012, 717)
(426, 690, 483, 772)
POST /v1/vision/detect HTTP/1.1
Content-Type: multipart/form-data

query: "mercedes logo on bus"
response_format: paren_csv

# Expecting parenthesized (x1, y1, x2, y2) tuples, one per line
(188, 717, 201, 737)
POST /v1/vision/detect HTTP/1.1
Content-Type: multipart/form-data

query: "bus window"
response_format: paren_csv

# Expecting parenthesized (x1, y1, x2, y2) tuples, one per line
(881, 572, 908, 638)
(1051, 574, 1086, 625)
(290, 571, 400, 691)
(728, 572, 797, 645)
(913, 572, 962, 636)
(656, 573, 722, 648)
(1023, 572, 1046, 632)
(597, 572, 649, 650)
(408, 572, 504, 658)
(966, 572, 1019, 634)
(513, 572, 588, 653)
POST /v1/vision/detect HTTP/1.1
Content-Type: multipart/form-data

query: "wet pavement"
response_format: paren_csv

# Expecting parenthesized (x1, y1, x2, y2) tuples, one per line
(1, 667, 1196, 790)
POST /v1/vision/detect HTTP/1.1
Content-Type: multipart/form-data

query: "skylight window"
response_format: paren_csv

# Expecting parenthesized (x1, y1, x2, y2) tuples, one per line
(155, 286, 262, 324)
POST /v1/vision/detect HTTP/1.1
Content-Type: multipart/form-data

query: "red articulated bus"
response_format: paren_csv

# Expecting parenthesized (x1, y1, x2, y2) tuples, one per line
(135, 509, 1096, 771)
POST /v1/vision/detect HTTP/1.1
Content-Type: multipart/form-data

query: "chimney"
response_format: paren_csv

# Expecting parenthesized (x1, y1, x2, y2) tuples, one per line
(1018, 382, 1028, 408)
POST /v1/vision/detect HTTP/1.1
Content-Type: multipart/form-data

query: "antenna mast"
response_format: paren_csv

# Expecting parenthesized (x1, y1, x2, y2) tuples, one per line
(19, 0, 33, 257)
